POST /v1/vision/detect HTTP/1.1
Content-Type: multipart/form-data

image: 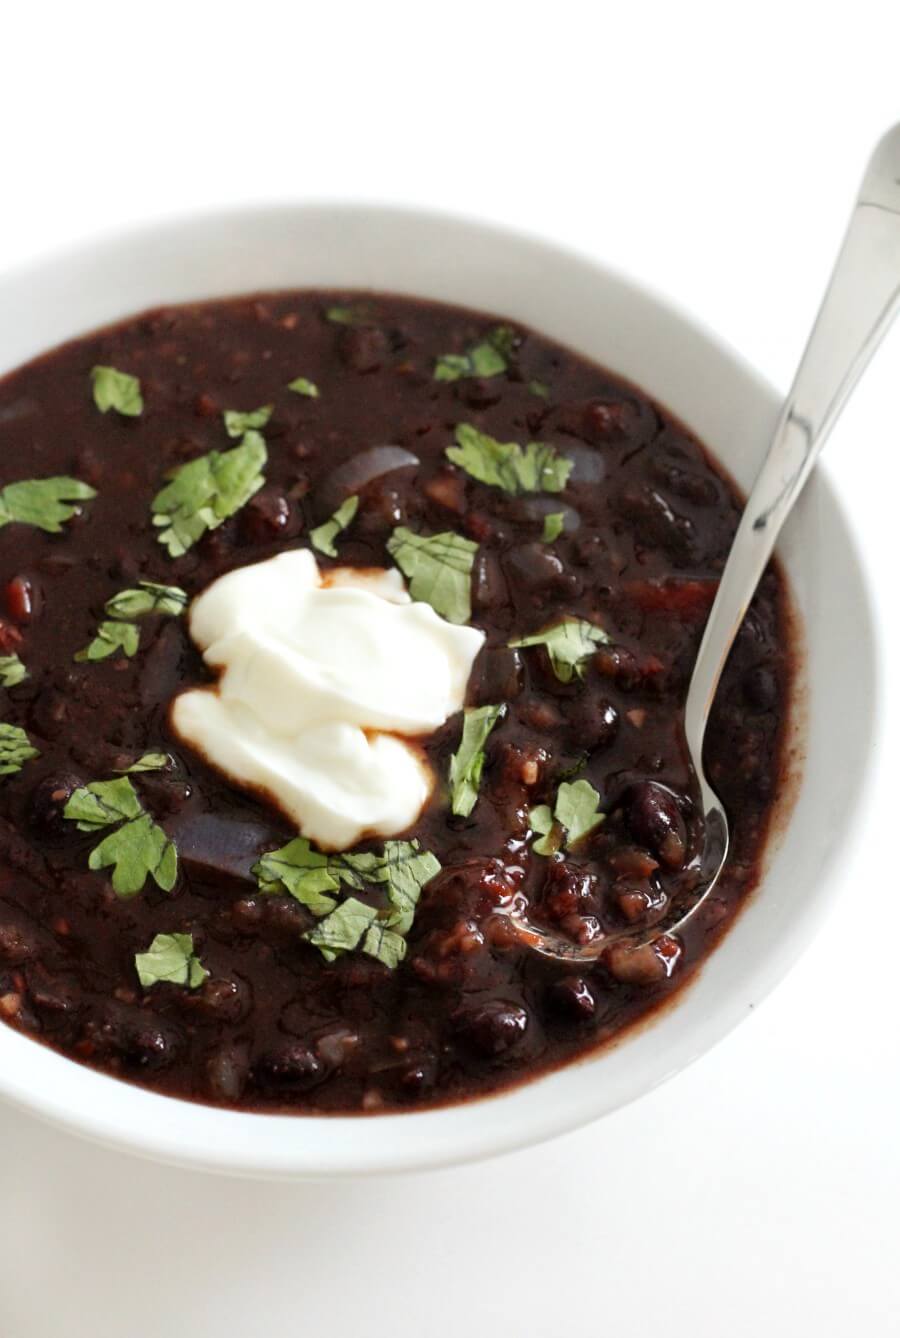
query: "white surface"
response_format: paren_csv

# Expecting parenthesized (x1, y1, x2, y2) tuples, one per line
(1, 2, 898, 1334)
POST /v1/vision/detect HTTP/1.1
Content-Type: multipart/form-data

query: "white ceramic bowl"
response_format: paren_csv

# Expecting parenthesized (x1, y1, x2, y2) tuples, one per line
(0, 205, 879, 1178)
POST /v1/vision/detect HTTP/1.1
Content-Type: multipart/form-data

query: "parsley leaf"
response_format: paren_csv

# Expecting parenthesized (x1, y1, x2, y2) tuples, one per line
(118, 753, 169, 774)
(510, 617, 610, 683)
(447, 424, 572, 495)
(151, 432, 267, 557)
(542, 512, 565, 543)
(64, 776, 177, 896)
(135, 932, 208, 989)
(0, 722, 39, 776)
(91, 365, 143, 417)
(64, 777, 143, 831)
(288, 377, 319, 398)
(223, 405, 272, 438)
(434, 326, 515, 382)
(386, 526, 477, 624)
(104, 581, 188, 619)
(531, 779, 604, 856)
(449, 704, 506, 817)
(310, 495, 359, 558)
(304, 896, 378, 962)
(0, 655, 27, 687)
(88, 814, 177, 897)
(252, 837, 342, 916)
(0, 477, 96, 533)
(74, 620, 140, 662)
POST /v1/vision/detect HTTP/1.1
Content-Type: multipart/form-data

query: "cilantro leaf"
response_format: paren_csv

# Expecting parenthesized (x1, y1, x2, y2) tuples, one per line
(542, 512, 565, 543)
(0, 722, 39, 776)
(434, 326, 515, 382)
(0, 477, 96, 533)
(104, 581, 188, 619)
(528, 379, 551, 400)
(362, 922, 407, 968)
(0, 654, 27, 687)
(311, 494, 359, 557)
(88, 813, 177, 897)
(529, 803, 560, 856)
(288, 377, 319, 398)
(64, 777, 143, 831)
(151, 432, 267, 557)
(223, 405, 272, 438)
(447, 424, 572, 495)
(510, 617, 610, 683)
(252, 837, 341, 916)
(386, 526, 477, 624)
(304, 896, 378, 962)
(135, 932, 208, 989)
(75, 619, 140, 662)
(531, 779, 604, 856)
(359, 839, 440, 934)
(449, 704, 506, 817)
(118, 753, 169, 774)
(91, 365, 143, 417)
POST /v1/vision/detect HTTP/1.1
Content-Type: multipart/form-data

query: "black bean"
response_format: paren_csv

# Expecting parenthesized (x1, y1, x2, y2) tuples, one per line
(255, 1041, 324, 1093)
(623, 782, 688, 868)
(742, 664, 779, 712)
(546, 974, 598, 1022)
(452, 1000, 529, 1057)
(338, 325, 388, 373)
(473, 647, 524, 704)
(0, 919, 37, 965)
(27, 772, 82, 838)
(238, 486, 297, 545)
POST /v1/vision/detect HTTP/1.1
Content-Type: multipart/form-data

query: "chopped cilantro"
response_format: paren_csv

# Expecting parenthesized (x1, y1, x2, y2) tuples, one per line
(0, 654, 27, 687)
(223, 405, 272, 438)
(434, 326, 516, 382)
(386, 526, 477, 624)
(447, 424, 572, 495)
(151, 432, 267, 557)
(0, 722, 39, 776)
(541, 512, 565, 543)
(449, 704, 506, 817)
(531, 779, 605, 855)
(287, 377, 319, 398)
(510, 617, 610, 683)
(0, 477, 96, 533)
(64, 776, 177, 897)
(135, 932, 208, 989)
(91, 365, 143, 417)
(310, 495, 359, 558)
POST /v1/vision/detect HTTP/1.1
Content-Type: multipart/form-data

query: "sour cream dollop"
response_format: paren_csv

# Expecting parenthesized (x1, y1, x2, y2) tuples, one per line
(170, 550, 484, 849)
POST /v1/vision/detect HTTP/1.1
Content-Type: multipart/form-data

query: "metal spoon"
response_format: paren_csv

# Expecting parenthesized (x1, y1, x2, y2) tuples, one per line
(506, 122, 900, 963)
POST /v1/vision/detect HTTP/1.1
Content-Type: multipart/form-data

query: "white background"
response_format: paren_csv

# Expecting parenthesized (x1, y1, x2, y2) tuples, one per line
(1, 3, 898, 1334)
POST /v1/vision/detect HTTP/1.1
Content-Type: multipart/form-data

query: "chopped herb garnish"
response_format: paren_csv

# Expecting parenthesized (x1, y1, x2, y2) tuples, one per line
(151, 431, 267, 557)
(76, 581, 187, 662)
(310, 494, 359, 558)
(118, 752, 169, 774)
(0, 477, 96, 534)
(447, 424, 572, 495)
(434, 326, 516, 382)
(287, 377, 319, 398)
(64, 776, 177, 897)
(91, 365, 143, 417)
(510, 617, 610, 683)
(135, 932, 208, 989)
(0, 654, 27, 687)
(541, 511, 565, 543)
(104, 581, 188, 619)
(223, 405, 272, 438)
(304, 897, 378, 963)
(449, 704, 506, 817)
(386, 526, 477, 624)
(531, 779, 605, 855)
(325, 304, 368, 326)
(528, 379, 550, 400)
(0, 722, 39, 776)
(75, 620, 140, 662)
(255, 837, 440, 967)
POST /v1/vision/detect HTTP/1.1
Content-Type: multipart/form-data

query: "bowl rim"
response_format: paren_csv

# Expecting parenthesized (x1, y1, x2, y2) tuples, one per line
(0, 201, 882, 1178)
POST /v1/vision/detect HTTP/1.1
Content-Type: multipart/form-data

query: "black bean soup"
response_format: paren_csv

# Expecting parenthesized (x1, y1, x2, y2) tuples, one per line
(0, 292, 792, 1113)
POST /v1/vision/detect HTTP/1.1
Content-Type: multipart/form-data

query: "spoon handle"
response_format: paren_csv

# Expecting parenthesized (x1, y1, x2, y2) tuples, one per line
(684, 123, 900, 756)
